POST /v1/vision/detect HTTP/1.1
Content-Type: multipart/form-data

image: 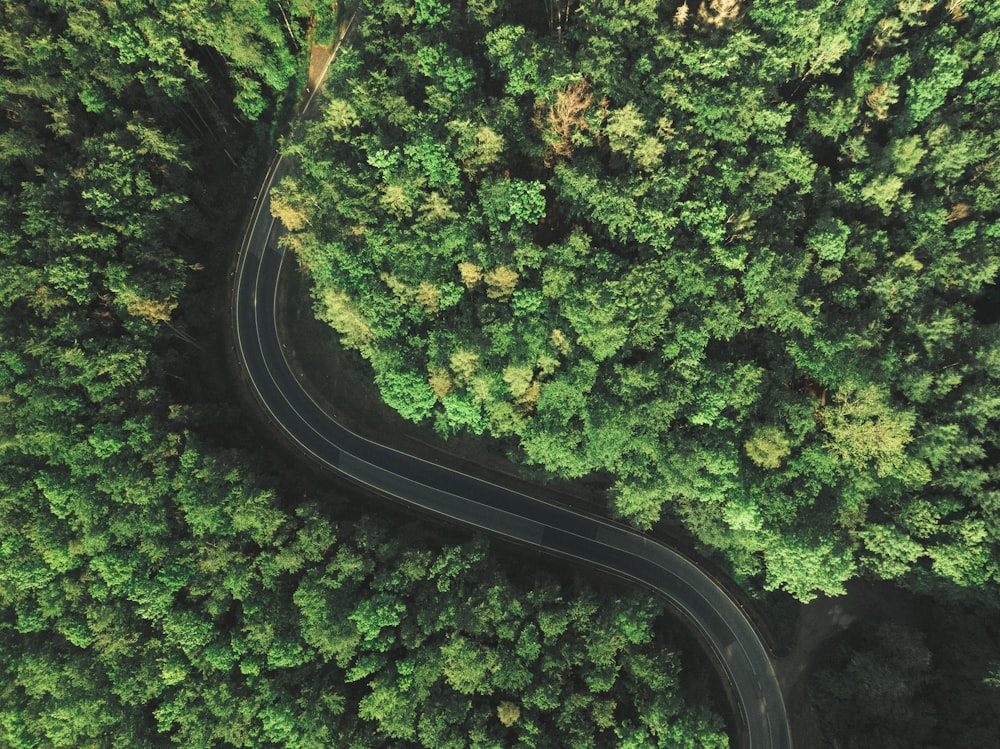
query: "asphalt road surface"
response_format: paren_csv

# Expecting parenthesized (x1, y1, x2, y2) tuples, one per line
(231, 43, 792, 749)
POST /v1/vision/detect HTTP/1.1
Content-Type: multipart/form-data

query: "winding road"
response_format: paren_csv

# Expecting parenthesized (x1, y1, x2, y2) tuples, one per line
(231, 36, 792, 749)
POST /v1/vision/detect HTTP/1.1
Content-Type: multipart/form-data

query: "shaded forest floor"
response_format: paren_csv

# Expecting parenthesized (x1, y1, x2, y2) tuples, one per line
(775, 580, 927, 749)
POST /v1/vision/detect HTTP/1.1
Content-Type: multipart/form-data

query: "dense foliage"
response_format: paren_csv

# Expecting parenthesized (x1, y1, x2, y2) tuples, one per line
(809, 591, 1000, 749)
(810, 620, 936, 749)
(277, 0, 1000, 601)
(0, 2, 726, 746)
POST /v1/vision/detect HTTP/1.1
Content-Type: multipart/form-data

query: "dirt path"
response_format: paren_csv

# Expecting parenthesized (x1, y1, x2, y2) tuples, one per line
(300, 7, 359, 110)
(307, 44, 333, 92)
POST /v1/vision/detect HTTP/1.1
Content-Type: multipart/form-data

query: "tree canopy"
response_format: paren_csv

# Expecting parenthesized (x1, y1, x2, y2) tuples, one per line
(0, 1, 726, 745)
(279, 0, 1000, 602)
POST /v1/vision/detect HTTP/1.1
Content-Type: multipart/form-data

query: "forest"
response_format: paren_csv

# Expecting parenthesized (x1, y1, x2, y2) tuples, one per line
(3, 0, 1000, 747)
(269, 1, 1000, 744)
(0, 1, 727, 747)
(275, 0, 1000, 605)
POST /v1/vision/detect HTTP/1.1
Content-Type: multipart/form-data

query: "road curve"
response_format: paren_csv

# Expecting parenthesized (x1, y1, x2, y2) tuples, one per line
(231, 39, 792, 749)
